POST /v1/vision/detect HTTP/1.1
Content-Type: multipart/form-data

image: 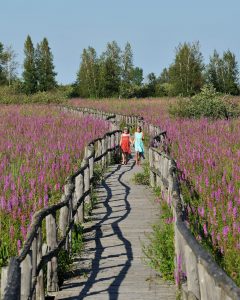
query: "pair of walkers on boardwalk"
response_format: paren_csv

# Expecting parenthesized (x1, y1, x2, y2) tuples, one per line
(120, 126, 144, 165)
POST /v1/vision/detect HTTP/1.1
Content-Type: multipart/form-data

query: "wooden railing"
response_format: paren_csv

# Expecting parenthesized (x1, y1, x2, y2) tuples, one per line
(149, 146, 240, 300)
(1, 128, 121, 300)
(59, 104, 167, 144)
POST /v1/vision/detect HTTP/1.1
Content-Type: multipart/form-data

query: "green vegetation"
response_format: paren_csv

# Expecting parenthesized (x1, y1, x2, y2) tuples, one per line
(23, 35, 57, 94)
(0, 86, 69, 104)
(133, 162, 150, 185)
(206, 50, 239, 95)
(169, 84, 240, 119)
(0, 35, 59, 104)
(23, 35, 38, 94)
(76, 41, 146, 98)
(143, 188, 175, 281)
(1, 36, 240, 101)
(168, 42, 204, 96)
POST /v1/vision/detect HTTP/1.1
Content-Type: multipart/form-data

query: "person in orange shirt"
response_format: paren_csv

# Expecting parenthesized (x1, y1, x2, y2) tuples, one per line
(120, 127, 132, 165)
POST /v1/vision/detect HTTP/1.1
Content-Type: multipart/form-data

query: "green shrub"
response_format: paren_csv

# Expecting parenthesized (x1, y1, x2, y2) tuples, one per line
(133, 162, 150, 185)
(0, 86, 68, 104)
(57, 249, 72, 286)
(155, 83, 175, 97)
(169, 84, 240, 119)
(57, 224, 84, 286)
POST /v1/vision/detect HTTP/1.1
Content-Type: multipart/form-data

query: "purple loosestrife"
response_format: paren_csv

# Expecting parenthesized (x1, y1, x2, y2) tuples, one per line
(0, 105, 109, 258)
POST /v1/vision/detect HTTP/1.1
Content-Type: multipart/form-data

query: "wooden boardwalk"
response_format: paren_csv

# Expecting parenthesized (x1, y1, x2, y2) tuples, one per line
(56, 157, 176, 300)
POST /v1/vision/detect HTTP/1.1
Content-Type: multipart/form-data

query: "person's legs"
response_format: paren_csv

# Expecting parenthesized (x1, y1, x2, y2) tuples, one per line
(138, 152, 141, 165)
(122, 152, 125, 164)
(125, 153, 128, 164)
(135, 151, 139, 165)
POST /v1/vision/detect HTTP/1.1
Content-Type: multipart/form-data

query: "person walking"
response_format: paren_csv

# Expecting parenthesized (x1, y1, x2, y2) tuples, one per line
(120, 127, 132, 165)
(133, 126, 144, 165)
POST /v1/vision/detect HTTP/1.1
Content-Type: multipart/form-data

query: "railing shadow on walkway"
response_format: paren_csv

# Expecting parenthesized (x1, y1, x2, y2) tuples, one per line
(59, 161, 135, 300)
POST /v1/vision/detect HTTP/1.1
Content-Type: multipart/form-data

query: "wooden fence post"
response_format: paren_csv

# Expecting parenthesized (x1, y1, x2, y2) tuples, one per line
(149, 148, 156, 187)
(31, 236, 37, 300)
(96, 140, 102, 165)
(87, 146, 94, 181)
(36, 228, 45, 300)
(83, 158, 90, 214)
(2, 258, 21, 300)
(101, 138, 106, 169)
(74, 172, 84, 223)
(21, 251, 32, 300)
(46, 213, 59, 293)
(1, 266, 9, 299)
(107, 135, 111, 164)
(66, 179, 74, 253)
(59, 194, 69, 250)
(111, 133, 115, 160)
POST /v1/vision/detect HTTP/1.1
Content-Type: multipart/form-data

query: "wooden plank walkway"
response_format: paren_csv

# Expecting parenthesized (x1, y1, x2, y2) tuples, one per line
(56, 156, 176, 300)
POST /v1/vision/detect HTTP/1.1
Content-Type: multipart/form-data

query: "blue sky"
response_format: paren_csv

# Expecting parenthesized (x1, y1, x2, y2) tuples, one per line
(1, 0, 239, 84)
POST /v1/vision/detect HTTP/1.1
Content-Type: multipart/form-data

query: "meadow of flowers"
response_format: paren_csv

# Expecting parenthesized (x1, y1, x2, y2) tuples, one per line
(0, 105, 109, 265)
(71, 98, 240, 284)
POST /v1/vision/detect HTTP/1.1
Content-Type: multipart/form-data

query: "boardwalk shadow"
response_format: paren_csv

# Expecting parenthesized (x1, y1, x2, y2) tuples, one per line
(61, 162, 135, 300)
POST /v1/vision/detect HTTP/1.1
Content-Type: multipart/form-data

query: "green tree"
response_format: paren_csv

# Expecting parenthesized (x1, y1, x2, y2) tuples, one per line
(205, 50, 221, 91)
(169, 42, 204, 96)
(76, 47, 99, 98)
(0, 42, 7, 85)
(120, 42, 134, 96)
(101, 41, 121, 97)
(159, 68, 170, 84)
(206, 50, 239, 95)
(36, 38, 57, 91)
(222, 50, 239, 95)
(23, 35, 37, 94)
(132, 67, 143, 86)
(3, 45, 19, 86)
(147, 72, 157, 96)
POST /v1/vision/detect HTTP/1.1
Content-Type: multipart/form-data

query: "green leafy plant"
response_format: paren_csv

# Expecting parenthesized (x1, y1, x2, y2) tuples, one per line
(57, 224, 84, 286)
(57, 249, 72, 286)
(71, 224, 84, 255)
(169, 84, 240, 119)
(0, 242, 9, 269)
(133, 162, 150, 185)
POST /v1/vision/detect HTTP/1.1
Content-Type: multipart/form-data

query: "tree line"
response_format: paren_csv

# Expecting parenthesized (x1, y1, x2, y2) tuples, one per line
(75, 41, 144, 98)
(75, 41, 240, 98)
(0, 35, 56, 94)
(0, 37, 239, 97)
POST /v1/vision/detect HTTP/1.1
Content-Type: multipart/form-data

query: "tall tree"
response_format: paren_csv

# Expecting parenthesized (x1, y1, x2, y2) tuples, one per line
(206, 49, 239, 95)
(0, 42, 7, 85)
(169, 42, 204, 96)
(36, 38, 57, 91)
(205, 50, 220, 90)
(132, 67, 143, 86)
(147, 72, 157, 95)
(222, 50, 239, 95)
(76, 47, 99, 98)
(3, 45, 19, 86)
(120, 42, 134, 96)
(159, 68, 170, 84)
(101, 41, 121, 97)
(23, 35, 37, 94)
